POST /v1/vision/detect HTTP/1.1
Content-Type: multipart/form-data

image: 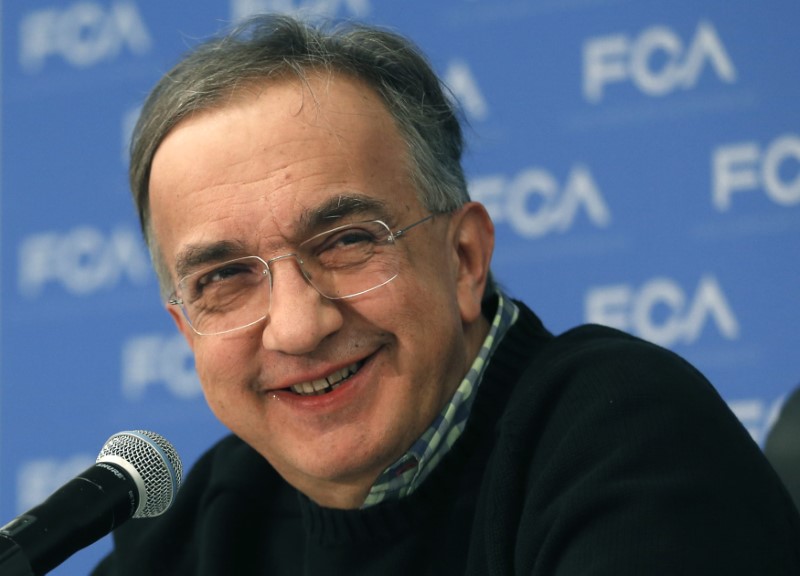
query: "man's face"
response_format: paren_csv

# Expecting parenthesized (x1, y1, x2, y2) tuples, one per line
(148, 72, 491, 507)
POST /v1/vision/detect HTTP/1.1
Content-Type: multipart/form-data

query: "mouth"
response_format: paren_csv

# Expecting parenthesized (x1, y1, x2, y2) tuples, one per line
(288, 361, 364, 396)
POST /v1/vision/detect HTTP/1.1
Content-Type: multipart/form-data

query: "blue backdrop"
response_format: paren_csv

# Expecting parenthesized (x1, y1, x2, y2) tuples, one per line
(2, 1, 799, 573)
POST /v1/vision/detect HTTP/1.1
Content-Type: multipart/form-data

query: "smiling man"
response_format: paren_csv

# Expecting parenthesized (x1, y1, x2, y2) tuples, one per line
(148, 70, 491, 510)
(94, 14, 800, 576)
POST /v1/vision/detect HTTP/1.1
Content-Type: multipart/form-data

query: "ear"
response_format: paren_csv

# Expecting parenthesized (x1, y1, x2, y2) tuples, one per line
(167, 304, 197, 352)
(450, 202, 495, 325)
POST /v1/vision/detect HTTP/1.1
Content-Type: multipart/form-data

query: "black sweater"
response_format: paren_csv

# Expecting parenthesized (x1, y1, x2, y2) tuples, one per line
(94, 302, 800, 575)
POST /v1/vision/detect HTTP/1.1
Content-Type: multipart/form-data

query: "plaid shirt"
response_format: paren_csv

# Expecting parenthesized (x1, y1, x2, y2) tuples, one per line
(362, 291, 519, 507)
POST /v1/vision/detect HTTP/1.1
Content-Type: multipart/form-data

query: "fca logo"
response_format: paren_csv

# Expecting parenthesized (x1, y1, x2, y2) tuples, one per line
(18, 1, 152, 73)
(231, 0, 371, 21)
(18, 226, 152, 298)
(583, 21, 736, 103)
(471, 164, 611, 238)
(585, 275, 740, 348)
(713, 134, 800, 210)
(121, 334, 201, 401)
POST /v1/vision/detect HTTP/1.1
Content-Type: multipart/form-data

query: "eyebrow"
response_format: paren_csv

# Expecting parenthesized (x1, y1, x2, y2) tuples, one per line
(174, 240, 247, 280)
(172, 194, 391, 279)
(298, 194, 391, 235)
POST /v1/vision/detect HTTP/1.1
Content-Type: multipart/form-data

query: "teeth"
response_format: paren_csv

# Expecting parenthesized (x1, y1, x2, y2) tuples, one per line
(290, 362, 360, 396)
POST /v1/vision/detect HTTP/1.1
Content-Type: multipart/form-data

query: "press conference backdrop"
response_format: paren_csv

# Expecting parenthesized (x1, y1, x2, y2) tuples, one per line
(2, 0, 799, 573)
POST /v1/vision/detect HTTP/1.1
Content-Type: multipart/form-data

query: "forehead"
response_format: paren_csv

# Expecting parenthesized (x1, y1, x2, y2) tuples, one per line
(148, 71, 422, 270)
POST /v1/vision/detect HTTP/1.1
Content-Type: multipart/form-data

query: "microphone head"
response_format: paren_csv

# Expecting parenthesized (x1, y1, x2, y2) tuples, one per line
(96, 430, 183, 519)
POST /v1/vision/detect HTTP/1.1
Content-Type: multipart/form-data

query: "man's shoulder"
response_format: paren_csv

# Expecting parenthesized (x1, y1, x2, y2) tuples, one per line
(527, 318, 708, 394)
(503, 309, 728, 433)
(481, 308, 800, 576)
(511, 298, 672, 353)
(552, 321, 680, 361)
(497, 308, 763, 488)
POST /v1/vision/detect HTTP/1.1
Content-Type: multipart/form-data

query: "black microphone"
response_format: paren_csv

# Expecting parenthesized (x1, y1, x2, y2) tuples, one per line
(0, 430, 183, 575)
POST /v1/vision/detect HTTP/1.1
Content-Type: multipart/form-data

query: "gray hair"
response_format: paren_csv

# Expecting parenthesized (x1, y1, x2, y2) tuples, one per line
(130, 14, 472, 297)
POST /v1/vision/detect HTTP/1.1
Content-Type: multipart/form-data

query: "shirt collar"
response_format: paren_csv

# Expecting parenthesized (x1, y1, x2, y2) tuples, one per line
(362, 290, 519, 507)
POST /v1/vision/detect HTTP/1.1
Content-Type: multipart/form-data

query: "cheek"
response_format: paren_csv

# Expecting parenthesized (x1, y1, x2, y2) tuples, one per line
(382, 280, 463, 367)
(400, 262, 462, 331)
(192, 341, 252, 409)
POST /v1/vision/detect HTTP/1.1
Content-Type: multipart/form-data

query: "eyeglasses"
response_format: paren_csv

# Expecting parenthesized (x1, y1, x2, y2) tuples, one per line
(168, 214, 435, 336)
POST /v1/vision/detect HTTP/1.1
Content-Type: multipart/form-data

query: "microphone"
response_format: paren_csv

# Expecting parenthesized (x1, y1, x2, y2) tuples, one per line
(0, 430, 183, 576)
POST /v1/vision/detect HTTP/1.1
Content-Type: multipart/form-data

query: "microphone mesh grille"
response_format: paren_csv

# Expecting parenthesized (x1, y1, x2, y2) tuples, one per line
(96, 430, 183, 518)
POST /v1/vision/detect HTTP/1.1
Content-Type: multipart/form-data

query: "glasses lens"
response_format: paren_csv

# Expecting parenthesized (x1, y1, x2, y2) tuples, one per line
(177, 256, 268, 335)
(300, 220, 399, 299)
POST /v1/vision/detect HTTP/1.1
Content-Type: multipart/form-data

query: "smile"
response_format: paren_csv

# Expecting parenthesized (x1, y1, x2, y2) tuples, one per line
(289, 361, 363, 396)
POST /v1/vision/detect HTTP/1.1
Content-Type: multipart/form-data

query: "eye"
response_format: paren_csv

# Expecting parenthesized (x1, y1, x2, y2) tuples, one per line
(315, 226, 381, 258)
(198, 263, 250, 286)
(307, 225, 384, 270)
(184, 259, 263, 302)
(321, 227, 378, 251)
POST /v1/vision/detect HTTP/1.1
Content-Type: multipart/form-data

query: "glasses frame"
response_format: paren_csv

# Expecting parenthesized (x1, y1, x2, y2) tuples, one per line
(168, 213, 436, 336)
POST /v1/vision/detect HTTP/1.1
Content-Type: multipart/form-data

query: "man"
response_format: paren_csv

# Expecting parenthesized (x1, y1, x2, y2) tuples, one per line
(766, 385, 800, 512)
(94, 14, 800, 575)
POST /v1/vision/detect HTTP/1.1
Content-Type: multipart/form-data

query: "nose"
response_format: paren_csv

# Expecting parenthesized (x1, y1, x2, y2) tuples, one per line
(261, 255, 343, 355)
